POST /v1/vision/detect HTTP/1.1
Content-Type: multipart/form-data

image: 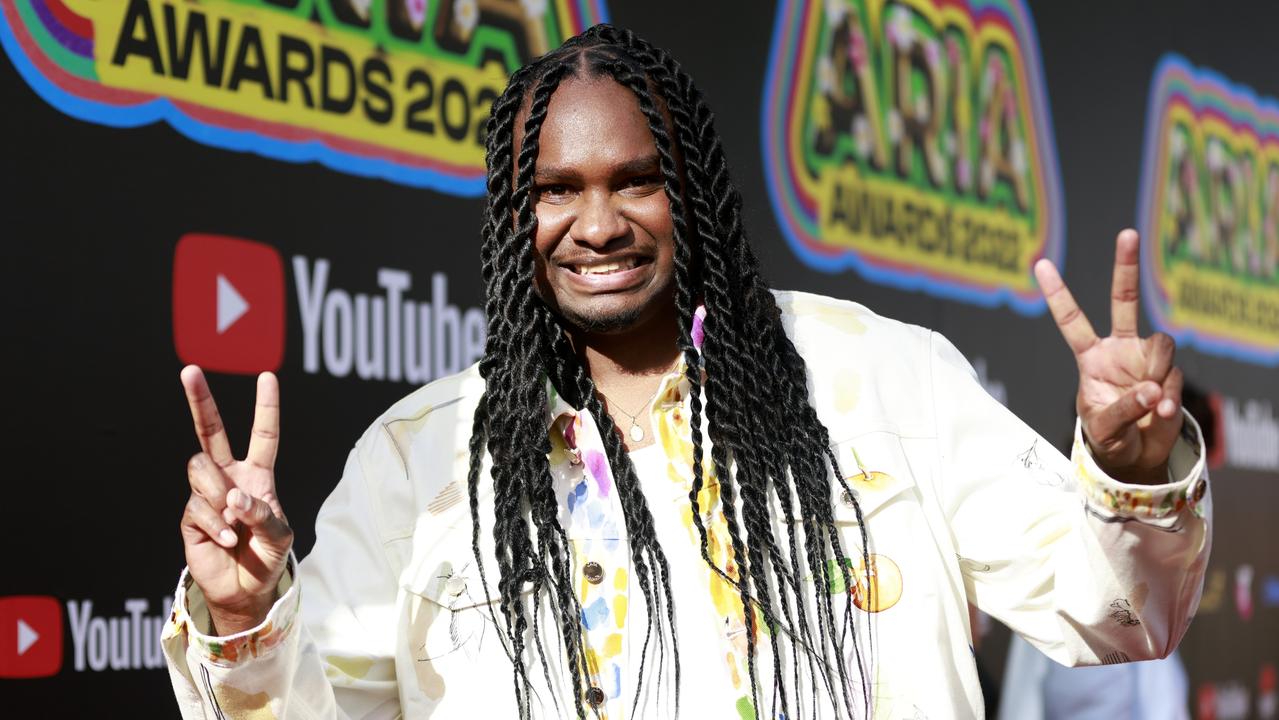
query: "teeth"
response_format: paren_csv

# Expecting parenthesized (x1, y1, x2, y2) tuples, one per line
(576, 258, 637, 275)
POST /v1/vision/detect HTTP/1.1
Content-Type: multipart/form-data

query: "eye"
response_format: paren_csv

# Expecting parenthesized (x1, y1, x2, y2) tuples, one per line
(621, 175, 663, 195)
(535, 183, 575, 203)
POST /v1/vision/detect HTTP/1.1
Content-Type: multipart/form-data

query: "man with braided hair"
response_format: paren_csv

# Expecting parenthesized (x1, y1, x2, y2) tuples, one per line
(165, 25, 1211, 720)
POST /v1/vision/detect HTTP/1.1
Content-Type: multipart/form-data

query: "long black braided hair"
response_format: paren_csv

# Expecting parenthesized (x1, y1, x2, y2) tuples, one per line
(466, 24, 874, 720)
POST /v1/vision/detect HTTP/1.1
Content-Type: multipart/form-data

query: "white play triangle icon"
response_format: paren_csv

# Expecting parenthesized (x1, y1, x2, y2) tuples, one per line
(17, 619, 38, 656)
(216, 274, 249, 334)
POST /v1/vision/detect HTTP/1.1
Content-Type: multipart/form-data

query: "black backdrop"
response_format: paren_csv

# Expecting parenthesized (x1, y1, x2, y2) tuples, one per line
(2, 0, 1277, 716)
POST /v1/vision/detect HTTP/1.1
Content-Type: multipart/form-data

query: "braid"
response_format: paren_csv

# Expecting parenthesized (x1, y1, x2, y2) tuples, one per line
(468, 24, 874, 719)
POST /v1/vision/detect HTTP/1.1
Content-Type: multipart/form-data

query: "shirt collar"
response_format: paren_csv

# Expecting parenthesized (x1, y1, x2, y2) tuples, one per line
(544, 305, 706, 434)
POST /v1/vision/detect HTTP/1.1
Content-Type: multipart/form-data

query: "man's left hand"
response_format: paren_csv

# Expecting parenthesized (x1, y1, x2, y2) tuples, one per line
(1035, 228, 1184, 485)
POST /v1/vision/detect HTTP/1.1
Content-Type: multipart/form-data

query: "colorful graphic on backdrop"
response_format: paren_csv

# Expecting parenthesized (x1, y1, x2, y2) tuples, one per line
(0, 0, 607, 194)
(1137, 54, 1279, 365)
(761, 0, 1063, 313)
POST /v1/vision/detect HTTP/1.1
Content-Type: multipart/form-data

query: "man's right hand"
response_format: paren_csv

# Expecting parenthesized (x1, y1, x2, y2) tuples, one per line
(179, 366, 293, 636)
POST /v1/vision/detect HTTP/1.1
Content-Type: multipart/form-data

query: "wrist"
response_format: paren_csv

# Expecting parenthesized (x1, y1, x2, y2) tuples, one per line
(1086, 439, 1171, 485)
(207, 591, 277, 636)
(1100, 462, 1170, 485)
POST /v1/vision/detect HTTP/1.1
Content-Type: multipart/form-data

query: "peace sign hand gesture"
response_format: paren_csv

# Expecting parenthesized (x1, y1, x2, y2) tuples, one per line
(179, 366, 293, 636)
(1035, 229, 1184, 485)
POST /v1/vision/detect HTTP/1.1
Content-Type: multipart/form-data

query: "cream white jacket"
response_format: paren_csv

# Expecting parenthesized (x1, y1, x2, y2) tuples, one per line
(163, 291, 1211, 719)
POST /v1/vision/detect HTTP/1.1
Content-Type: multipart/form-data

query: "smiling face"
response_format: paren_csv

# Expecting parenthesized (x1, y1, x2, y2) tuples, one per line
(519, 75, 677, 335)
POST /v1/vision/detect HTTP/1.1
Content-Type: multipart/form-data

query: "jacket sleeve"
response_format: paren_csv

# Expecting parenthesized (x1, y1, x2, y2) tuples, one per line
(928, 331, 1212, 667)
(162, 445, 404, 718)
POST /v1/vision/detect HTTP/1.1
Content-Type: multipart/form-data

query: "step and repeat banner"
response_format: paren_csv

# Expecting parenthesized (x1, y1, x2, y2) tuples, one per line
(2, 0, 1276, 716)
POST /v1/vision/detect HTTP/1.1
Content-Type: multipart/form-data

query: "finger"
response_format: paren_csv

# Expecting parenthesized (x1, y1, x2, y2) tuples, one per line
(226, 488, 293, 546)
(1035, 259, 1099, 356)
(182, 494, 240, 548)
(1157, 366, 1185, 420)
(188, 452, 232, 509)
(1145, 332, 1176, 384)
(180, 365, 234, 467)
(1088, 380, 1163, 446)
(246, 372, 280, 470)
(1110, 229, 1141, 337)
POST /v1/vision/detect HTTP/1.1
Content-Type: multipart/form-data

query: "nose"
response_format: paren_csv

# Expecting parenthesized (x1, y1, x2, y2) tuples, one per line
(569, 190, 628, 248)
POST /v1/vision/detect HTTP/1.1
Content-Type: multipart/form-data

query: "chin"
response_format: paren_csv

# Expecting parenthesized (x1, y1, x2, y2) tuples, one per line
(556, 302, 646, 334)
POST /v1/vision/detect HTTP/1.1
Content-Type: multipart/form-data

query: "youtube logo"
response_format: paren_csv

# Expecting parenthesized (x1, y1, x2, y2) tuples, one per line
(173, 234, 285, 375)
(0, 596, 62, 678)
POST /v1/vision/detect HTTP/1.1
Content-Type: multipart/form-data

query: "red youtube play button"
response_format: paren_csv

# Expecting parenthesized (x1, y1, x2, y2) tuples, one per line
(0, 596, 63, 678)
(173, 234, 285, 375)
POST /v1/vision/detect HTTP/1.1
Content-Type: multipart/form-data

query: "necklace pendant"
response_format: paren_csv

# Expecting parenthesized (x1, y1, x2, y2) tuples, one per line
(629, 423, 645, 443)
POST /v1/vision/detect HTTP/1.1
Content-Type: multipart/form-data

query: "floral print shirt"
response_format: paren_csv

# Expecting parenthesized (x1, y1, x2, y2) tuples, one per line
(163, 291, 1211, 719)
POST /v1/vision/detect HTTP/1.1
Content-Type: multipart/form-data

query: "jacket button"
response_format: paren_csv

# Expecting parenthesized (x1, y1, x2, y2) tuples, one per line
(583, 561, 605, 584)
(586, 686, 605, 707)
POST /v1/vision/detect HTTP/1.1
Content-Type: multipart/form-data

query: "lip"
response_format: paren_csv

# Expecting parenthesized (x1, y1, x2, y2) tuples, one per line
(557, 257, 653, 293)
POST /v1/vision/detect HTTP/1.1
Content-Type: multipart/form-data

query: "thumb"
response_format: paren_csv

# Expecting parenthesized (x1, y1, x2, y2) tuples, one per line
(226, 488, 293, 551)
(1085, 380, 1161, 452)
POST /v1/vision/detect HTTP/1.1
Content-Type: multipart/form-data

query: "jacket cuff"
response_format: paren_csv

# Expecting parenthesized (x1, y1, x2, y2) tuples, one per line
(1072, 410, 1210, 522)
(163, 552, 300, 668)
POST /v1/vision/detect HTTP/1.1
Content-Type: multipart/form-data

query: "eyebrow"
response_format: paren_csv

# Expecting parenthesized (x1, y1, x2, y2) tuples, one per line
(534, 154, 662, 182)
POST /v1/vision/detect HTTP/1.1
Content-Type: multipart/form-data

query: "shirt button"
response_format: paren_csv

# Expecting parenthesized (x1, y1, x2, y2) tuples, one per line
(583, 561, 605, 584)
(586, 686, 605, 707)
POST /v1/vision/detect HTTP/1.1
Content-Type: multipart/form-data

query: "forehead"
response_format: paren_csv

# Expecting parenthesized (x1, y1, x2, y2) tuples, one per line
(521, 76, 657, 172)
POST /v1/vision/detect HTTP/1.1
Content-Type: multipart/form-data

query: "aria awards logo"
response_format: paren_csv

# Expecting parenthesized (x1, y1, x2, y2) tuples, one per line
(1137, 54, 1279, 365)
(761, 0, 1063, 313)
(0, 0, 607, 193)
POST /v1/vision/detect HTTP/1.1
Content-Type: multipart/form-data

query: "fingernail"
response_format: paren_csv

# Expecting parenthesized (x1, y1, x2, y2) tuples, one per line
(1137, 387, 1157, 408)
(219, 529, 237, 545)
(234, 490, 252, 511)
(1159, 399, 1176, 416)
